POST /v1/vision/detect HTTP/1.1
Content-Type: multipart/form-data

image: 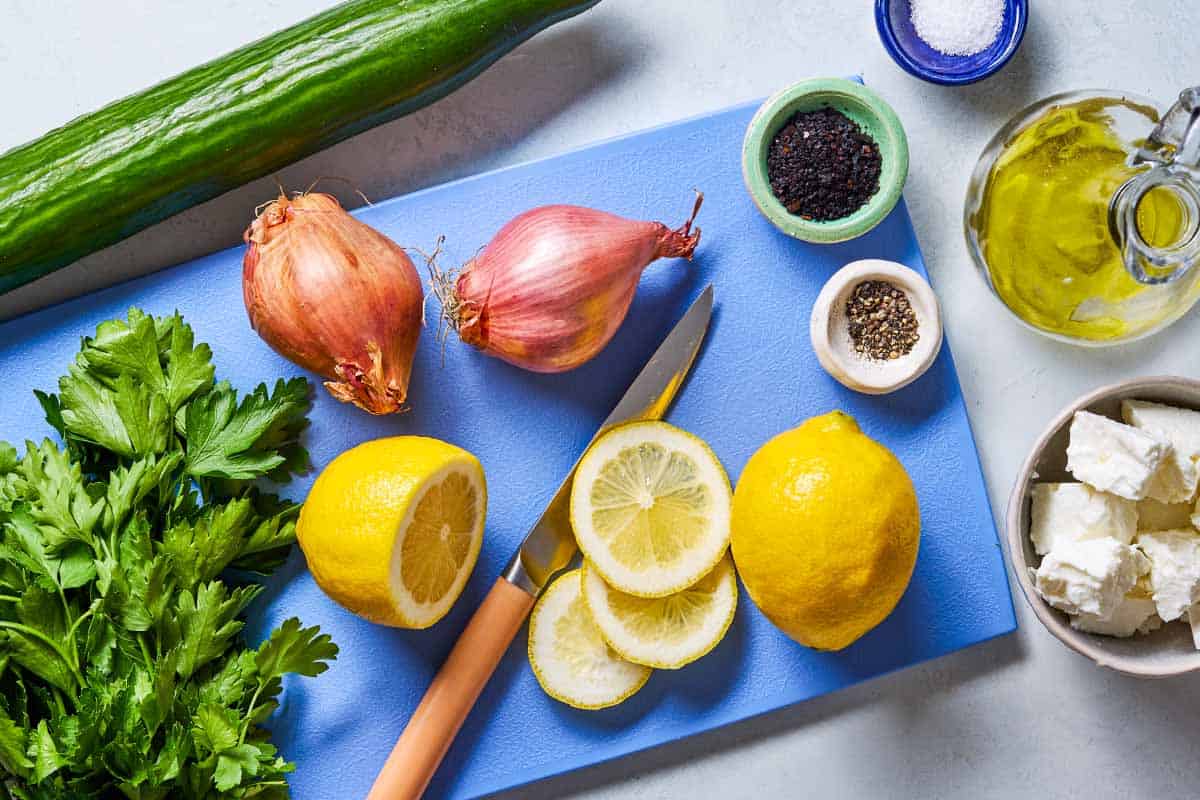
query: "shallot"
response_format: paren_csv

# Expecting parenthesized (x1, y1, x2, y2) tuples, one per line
(242, 192, 424, 415)
(434, 194, 702, 372)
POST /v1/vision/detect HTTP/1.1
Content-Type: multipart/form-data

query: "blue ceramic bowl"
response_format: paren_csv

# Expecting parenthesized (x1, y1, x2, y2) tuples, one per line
(875, 0, 1028, 86)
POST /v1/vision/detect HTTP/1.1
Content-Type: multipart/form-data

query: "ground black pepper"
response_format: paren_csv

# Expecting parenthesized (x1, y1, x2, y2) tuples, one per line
(846, 280, 919, 360)
(766, 107, 882, 221)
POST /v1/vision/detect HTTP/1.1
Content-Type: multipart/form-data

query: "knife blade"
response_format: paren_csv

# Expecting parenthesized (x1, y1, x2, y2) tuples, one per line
(369, 285, 714, 800)
(502, 283, 715, 596)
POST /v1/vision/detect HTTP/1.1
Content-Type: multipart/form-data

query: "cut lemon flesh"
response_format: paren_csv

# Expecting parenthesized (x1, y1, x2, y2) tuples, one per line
(389, 464, 485, 624)
(581, 554, 737, 669)
(570, 421, 731, 598)
(297, 436, 486, 629)
(528, 569, 651, 710)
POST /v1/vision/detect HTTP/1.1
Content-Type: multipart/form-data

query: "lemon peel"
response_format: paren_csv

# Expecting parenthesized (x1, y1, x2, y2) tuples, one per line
(731, 411, 919, 651)
(297, 436, 485, 628)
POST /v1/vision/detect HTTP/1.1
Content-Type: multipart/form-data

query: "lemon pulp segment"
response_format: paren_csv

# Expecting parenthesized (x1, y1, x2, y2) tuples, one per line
(591, 441, 712, 568)
(570, 422, 731, 598)
(527, 570, 651, 709)
(399, 469, 481, 604)
(582, 554, 737, 668)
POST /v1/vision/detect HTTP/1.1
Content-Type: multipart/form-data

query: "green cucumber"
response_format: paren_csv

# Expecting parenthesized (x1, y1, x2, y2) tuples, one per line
(0, 0, 599, 294)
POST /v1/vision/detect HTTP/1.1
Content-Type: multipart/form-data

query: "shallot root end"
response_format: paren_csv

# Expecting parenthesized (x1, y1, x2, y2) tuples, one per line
(420, 236, 477, 365)
(325, 346, 407, 415)
(658, 190, 704, 260)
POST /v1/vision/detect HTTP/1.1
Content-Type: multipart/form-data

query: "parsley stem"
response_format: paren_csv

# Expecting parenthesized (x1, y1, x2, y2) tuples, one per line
(51, 687, 68, 716)
(239, 681, 267, 746)
(57, 585, 72, 642)
(63, 599, 100, 674)
(0, 620, 85, 689)
(0, 595, 19, 603)
(65, 600, 97, 645)
(138, 632, 154, 672)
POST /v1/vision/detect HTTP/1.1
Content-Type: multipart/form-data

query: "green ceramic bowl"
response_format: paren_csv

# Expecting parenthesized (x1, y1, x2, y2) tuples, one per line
(742, 78, 909, 243)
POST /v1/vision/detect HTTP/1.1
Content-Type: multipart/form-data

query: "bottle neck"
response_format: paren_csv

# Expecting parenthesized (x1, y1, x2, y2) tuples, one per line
(1113, 87, 1200, 285)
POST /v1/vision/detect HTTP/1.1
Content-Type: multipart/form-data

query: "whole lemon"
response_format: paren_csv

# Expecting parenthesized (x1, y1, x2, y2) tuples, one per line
(731, 411, 919, 650)
(297, 436, 486, 629)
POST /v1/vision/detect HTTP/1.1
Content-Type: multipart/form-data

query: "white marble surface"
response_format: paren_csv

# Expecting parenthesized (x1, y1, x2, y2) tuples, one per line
(2, 1, 1198, 797)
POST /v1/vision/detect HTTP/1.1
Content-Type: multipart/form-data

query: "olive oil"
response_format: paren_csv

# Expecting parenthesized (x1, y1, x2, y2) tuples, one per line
(1137, 185, 1187, 249)
(972, 97, 1185, 340)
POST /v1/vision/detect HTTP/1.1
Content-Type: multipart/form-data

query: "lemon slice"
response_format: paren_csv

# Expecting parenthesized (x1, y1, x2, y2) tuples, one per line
(569, 421, 731, 598)
(297, 436, 486, 629)
(581, 554, 737, 669)
(528, 569, 651, 709)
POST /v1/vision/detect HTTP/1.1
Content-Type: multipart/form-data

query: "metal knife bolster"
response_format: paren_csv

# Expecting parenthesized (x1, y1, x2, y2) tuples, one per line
(501, 285, 714, 597)
(502, 493, 572, 595)
(501, 484, 574, 595)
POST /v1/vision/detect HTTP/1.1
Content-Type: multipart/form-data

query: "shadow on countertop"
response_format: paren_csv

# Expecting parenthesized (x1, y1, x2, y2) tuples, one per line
(484, 630, 1026, 800)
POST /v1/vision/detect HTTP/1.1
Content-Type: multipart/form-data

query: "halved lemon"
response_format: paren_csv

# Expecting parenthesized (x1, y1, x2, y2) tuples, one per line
(581, 554, 737, 669)
(569, 421, 731, 598)
(528, 569, 651, 709)
(297, 436, 486, 629)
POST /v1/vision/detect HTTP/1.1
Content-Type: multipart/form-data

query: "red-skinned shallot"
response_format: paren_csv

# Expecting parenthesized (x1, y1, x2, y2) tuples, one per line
(242, 192, 424, 415)
(433, 194, 703, 372)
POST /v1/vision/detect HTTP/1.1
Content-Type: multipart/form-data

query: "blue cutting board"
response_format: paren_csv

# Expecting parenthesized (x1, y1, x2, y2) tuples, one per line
(0, 99, 1015, 799)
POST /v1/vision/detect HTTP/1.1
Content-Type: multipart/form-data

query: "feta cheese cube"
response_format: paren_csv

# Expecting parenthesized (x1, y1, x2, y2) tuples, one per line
(1032, 537, 1150, 619)
(1071, 593, 1159, 637)
(1137, 497, 1194, 532)
(1122, 400, 1200, 503)
(1066, 410, 1171, 500)
(1136, 528, 1200, 621)
(1029, 482, 1137, 555)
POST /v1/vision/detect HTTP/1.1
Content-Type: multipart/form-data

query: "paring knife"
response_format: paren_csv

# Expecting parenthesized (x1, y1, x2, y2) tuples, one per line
(368, 285, 714, 799)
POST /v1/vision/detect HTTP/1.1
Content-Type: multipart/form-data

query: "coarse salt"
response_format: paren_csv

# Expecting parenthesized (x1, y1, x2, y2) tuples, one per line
(909, 0, 1005, 57)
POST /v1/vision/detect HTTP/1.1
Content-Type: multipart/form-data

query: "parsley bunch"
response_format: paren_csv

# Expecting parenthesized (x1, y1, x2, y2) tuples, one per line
(0, 310, 336, 799)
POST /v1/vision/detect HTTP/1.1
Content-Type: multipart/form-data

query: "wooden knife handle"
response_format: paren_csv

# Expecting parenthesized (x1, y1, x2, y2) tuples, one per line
(367, 578, 536, 800)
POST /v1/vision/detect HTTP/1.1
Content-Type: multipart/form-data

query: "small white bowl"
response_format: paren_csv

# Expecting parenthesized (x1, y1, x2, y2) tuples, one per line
(1008, 377, 1200, 677)
(809, 259, 943, 394)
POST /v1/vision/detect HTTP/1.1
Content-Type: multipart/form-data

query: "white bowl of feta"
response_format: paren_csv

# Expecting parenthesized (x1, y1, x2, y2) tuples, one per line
(1008, 377, 1200, 677)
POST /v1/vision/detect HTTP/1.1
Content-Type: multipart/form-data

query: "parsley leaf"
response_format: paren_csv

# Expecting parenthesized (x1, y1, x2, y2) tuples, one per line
(3, 626, 78, 695)
(0, 309, 331, 798)
(58, 368, 171, 458)
(256, 617, 338, 682)
(194, 703, 268, 791)
(184, 379, 311, 482)
(229, 494, 300, 575)
(28, 718, 67, 783)
(167, 582, 260, 682)
(19, 439, 104, 551)
(74, 309, 215, 416)
(161, 499, 255, 590)
(0, 442, 18, 474)
(0, 704, 32, 778)
(103, 451, 183, 536)
(158, 312, 217, 413)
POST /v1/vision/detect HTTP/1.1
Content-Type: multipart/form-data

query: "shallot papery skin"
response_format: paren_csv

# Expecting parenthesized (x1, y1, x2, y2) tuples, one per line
(242, 192, 424, 414)
(446, 197, 702, 372)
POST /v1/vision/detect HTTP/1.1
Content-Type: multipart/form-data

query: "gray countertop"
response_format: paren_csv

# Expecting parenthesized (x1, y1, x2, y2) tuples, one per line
(2, 2, 1198, 797)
